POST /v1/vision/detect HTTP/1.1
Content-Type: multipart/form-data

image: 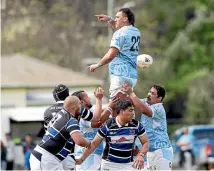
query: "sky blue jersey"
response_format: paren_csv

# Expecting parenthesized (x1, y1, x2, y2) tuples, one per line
(76, 106, 104, 155)
(140, 99, 172, 152)
(109, 25, 141, 79)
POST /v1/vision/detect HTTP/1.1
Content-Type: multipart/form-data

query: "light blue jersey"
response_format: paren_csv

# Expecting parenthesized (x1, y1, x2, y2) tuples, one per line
(75, 106, 104, 170)
(76, 106, 104, 155)
(109, 25, 140, 79)
(177, 134, 191, 150)
(140, 99, 171, 152)
(77, 119, 104, 155)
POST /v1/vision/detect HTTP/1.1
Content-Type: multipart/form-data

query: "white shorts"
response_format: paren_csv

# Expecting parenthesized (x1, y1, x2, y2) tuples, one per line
(146, 147, 173, 171)
(101, 159, 147, 171)
(109, 75, 137, 98)
(30, 145, 63, 170)
(76, 154, 102, 171)
(61, 155, 76, 170)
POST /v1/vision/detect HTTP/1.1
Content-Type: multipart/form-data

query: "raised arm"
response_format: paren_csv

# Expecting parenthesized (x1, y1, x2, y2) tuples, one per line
(88, 47, 119, 72)
(95, 14, 116, 30)
(90, 87, 104, 125)
(122, 83, 153, 117)
(91, 96, 119, 128)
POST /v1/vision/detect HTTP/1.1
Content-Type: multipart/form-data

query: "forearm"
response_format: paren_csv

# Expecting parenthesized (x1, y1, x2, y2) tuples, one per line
(129, 92, 152, 117)
(91, 98, 102, 123)
(99, 108, 112, 124)
(91, 108, 112, 128)
(139, 141, 149, 155)
(81, 138, 102, 162)
(98, 50, 115, 67)
(81, 141, 97, 161)
(76, 137, 90, 147)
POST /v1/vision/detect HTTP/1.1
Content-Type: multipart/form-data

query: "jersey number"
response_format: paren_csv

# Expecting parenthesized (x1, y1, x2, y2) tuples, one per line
(130, 36, 140, 52)
(48, 114, 62, 128)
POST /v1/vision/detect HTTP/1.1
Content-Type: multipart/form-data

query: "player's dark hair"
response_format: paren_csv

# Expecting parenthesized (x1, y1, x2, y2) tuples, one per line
(152, 84, 166, 101)
(5, 132, 12, 137)
(71, 90, 85, 100)
(119, 8, 135, 26)
(52, 84, 69, 102)
(116, 100, 133, 114)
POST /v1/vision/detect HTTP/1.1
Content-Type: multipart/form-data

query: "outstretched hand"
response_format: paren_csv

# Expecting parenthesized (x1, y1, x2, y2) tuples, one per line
(108, 96, 120, 109)
(87, 64, 99, 72)
(94, 87, 104, 100)
(133, 155, 144, 170)
(95, 14, 110, 22)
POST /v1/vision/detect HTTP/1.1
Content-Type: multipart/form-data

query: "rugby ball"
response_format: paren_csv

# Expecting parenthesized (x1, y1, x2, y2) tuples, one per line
(137, 54, 153, 68)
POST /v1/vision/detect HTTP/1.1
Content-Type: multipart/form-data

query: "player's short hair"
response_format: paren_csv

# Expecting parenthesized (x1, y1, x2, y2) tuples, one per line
(52, 84, 69, 102)
(116, 100, 133, 114)
(71, 90, 85, 100)
(119, 8, 135, 26)
(152, 84, 166, 101)
(5, 132, 12, 137)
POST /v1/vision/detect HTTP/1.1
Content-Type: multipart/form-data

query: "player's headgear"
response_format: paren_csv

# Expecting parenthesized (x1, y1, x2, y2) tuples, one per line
(119, 8, 135, 26)
(52, 84, 69, 102)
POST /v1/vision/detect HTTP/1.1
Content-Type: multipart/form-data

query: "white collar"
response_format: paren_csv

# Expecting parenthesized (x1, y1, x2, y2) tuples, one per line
(56, 101, 64, 104)
(116, 117, 129, 127)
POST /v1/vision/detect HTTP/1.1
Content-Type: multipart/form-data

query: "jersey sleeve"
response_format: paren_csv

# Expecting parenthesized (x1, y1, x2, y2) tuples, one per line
(137, 122, 146, 137)
(66, 118, 81, 135)
(97, 123, 108, 139)
(110, 30, 125, 50)
(80, 106, 93, 121)
(44, 109, 55, 131)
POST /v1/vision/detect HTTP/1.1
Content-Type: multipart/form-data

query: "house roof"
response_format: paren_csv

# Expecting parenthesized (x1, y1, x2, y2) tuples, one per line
(1, 54, 103, 88)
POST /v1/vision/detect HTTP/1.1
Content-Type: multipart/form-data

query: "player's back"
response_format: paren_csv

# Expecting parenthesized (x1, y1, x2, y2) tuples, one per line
(39, 108, 78, 161)
(109, 25, 141, 79)
(44, 102, 64, 130)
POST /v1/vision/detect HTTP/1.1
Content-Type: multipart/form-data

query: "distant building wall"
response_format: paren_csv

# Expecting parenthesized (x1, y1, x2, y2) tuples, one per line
(1, 89, 26, 107)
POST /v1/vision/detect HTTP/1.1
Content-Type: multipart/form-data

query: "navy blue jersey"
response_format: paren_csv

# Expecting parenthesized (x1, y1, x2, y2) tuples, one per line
(39, 108, 80, 160)
(44, 102, 93, 130)
(97, 117, 146, 163)
(44, 101, 64, 130)
(42, 102, 93, 160)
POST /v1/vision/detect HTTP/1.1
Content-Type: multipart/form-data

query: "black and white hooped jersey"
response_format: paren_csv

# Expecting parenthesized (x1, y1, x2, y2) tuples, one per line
(97, 118, 146, 163)
(39, 108, 80, 161)
(44, 102, 93, 130)
(42, 102, 93, 160)
(44, 101, 64, 130)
